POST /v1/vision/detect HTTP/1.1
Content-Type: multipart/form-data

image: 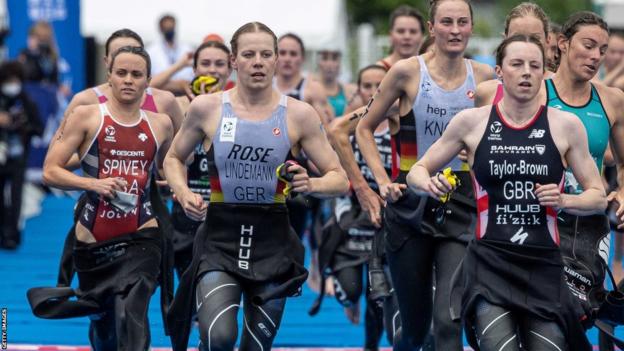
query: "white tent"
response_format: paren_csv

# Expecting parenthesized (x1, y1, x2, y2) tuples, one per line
(81, 0, 349, 53)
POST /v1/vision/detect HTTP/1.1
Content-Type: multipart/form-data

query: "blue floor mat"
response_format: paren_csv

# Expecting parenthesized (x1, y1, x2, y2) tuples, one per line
(0, 195, 622, 347)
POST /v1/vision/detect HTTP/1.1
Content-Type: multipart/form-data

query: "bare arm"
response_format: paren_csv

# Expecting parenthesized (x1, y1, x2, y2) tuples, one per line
(306, 80, 335, 125)
(154, 88, 184, 133)
(43, 106, 126, 197)
(328, 106, 383, 226)
(554, 113, 607, 215)
(406, 110, 469, 198)
(356, 60, 411, 201)
(150, 52, 192, 89)
(163, 95, 217, 220)
(295, 103, 349, 197)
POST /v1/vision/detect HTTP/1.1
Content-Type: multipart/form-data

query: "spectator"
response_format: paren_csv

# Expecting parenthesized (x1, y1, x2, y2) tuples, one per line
(147, 14, 194, 94)
(0, 61, 43, 249)
(18, 21, 72, 97)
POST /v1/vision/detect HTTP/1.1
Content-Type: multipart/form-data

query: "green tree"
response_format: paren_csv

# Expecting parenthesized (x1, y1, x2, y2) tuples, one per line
(346, 0, 429, 33)
(346, 0, 595, 34)
(497, 0, 593, 26)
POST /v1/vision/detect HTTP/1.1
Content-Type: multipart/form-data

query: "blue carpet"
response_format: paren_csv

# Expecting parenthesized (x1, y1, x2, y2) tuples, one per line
(0, 195, 621, 347)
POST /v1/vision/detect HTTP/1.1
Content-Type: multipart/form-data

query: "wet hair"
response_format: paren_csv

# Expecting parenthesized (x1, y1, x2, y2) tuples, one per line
(555, 12, 609, 68)
(504, 2, 549, 39)
(418, 35, 436, 55)
(0, 61, 25, 84)
(230, 22, 278, 56)
(159, 14, 176, 28)
(105, 28, 144, 57)
(193, 40, 231, 68)
(357, 64, 387, 87)
(278, 32, 305, 56)
(429, 0, 473, 24)
(109, 46, 152, 78)
(560, 11, 609, 42)
(495, 33, 545, 68)
(389, 5, 426, 34)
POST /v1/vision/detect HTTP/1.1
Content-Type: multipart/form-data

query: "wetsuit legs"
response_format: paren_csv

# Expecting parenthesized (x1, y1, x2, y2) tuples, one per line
(333, 265, 363, 307)
(386, 234, 435, 351)
(432, 239, 465, 350)
(88, 277, 155, 351)
(474, 298, 566, 351)
(196, 271, 286, 351)
(196, 271, 242, 351)
(240, 287, 286, 351)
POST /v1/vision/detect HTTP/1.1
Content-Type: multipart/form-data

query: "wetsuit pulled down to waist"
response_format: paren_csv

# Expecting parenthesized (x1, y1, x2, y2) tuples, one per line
(28, 228, 162, 319)
(452, 239, 591, 351)
(558, 212, 611, 318)
(167, 203, 308, 351)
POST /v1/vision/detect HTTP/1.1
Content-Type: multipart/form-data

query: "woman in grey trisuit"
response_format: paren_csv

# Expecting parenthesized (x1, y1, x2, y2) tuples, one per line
(171, 40, 232, 277)
(408, 34, 606, 351)
(164, 22, 349, 351)
(356, 0, 493, 349)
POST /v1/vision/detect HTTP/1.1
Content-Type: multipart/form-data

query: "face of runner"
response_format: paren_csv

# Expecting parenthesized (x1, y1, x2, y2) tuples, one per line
(560, 24, 608, 81)
(390, 15, 423, 58)
(108, 52, 149, 104)
(429, 0, 472, 56)
(104, 37, 142, 69)
(605, 35, 624, 72)
(233, 31, 277, 90)
(317, 50, 341, 81)
(277, 37, 303, 78)
(358, 68, 386, 102)
(195, 46, 231, 90)
(497, 41, 544, 103)
(547, 31, 559, 68)
(507, 16, 547, 47)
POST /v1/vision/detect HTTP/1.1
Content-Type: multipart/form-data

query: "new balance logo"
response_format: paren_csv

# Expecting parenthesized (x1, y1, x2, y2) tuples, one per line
(510, 226, 529, 245)
(528, 129, 545, 139)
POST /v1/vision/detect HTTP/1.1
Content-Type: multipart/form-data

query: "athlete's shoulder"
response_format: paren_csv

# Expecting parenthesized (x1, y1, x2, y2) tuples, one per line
(390, 56, 420, 77)
(287, 95, 322, 123)
(149, 87, 177, 104)
(304, 78, 326, 98)
(189, 91, 222, 111)
(66, 104, 100, 129)
(456, 104, 491, 123)
(593, 80, 624, 106)
(469, 60, 495, 83)
(145, 109, 173, 128)
(66, 87, 100, 110)
(548, 106, 582, 127)
(475, 79, 500, 105)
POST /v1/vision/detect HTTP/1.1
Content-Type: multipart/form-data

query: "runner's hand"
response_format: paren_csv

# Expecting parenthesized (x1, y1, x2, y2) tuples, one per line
(89, 177, 127, 199)
(379, 182, 407, 203)
(535, 183, 562, 208)
(427, 171, 455, 200)
(288, 163, 311, 193)
(608, 189, 624, 229)
(354, 185, 384, 227)
(179, 190, 207, 221)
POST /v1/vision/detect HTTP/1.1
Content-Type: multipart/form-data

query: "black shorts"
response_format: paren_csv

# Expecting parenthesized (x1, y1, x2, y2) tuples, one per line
(420, 171, 475, 243)
(558, 212, 610, 316)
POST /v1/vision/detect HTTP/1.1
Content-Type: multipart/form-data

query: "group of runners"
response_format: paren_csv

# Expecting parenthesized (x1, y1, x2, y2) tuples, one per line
(24, 1, 624, 350)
